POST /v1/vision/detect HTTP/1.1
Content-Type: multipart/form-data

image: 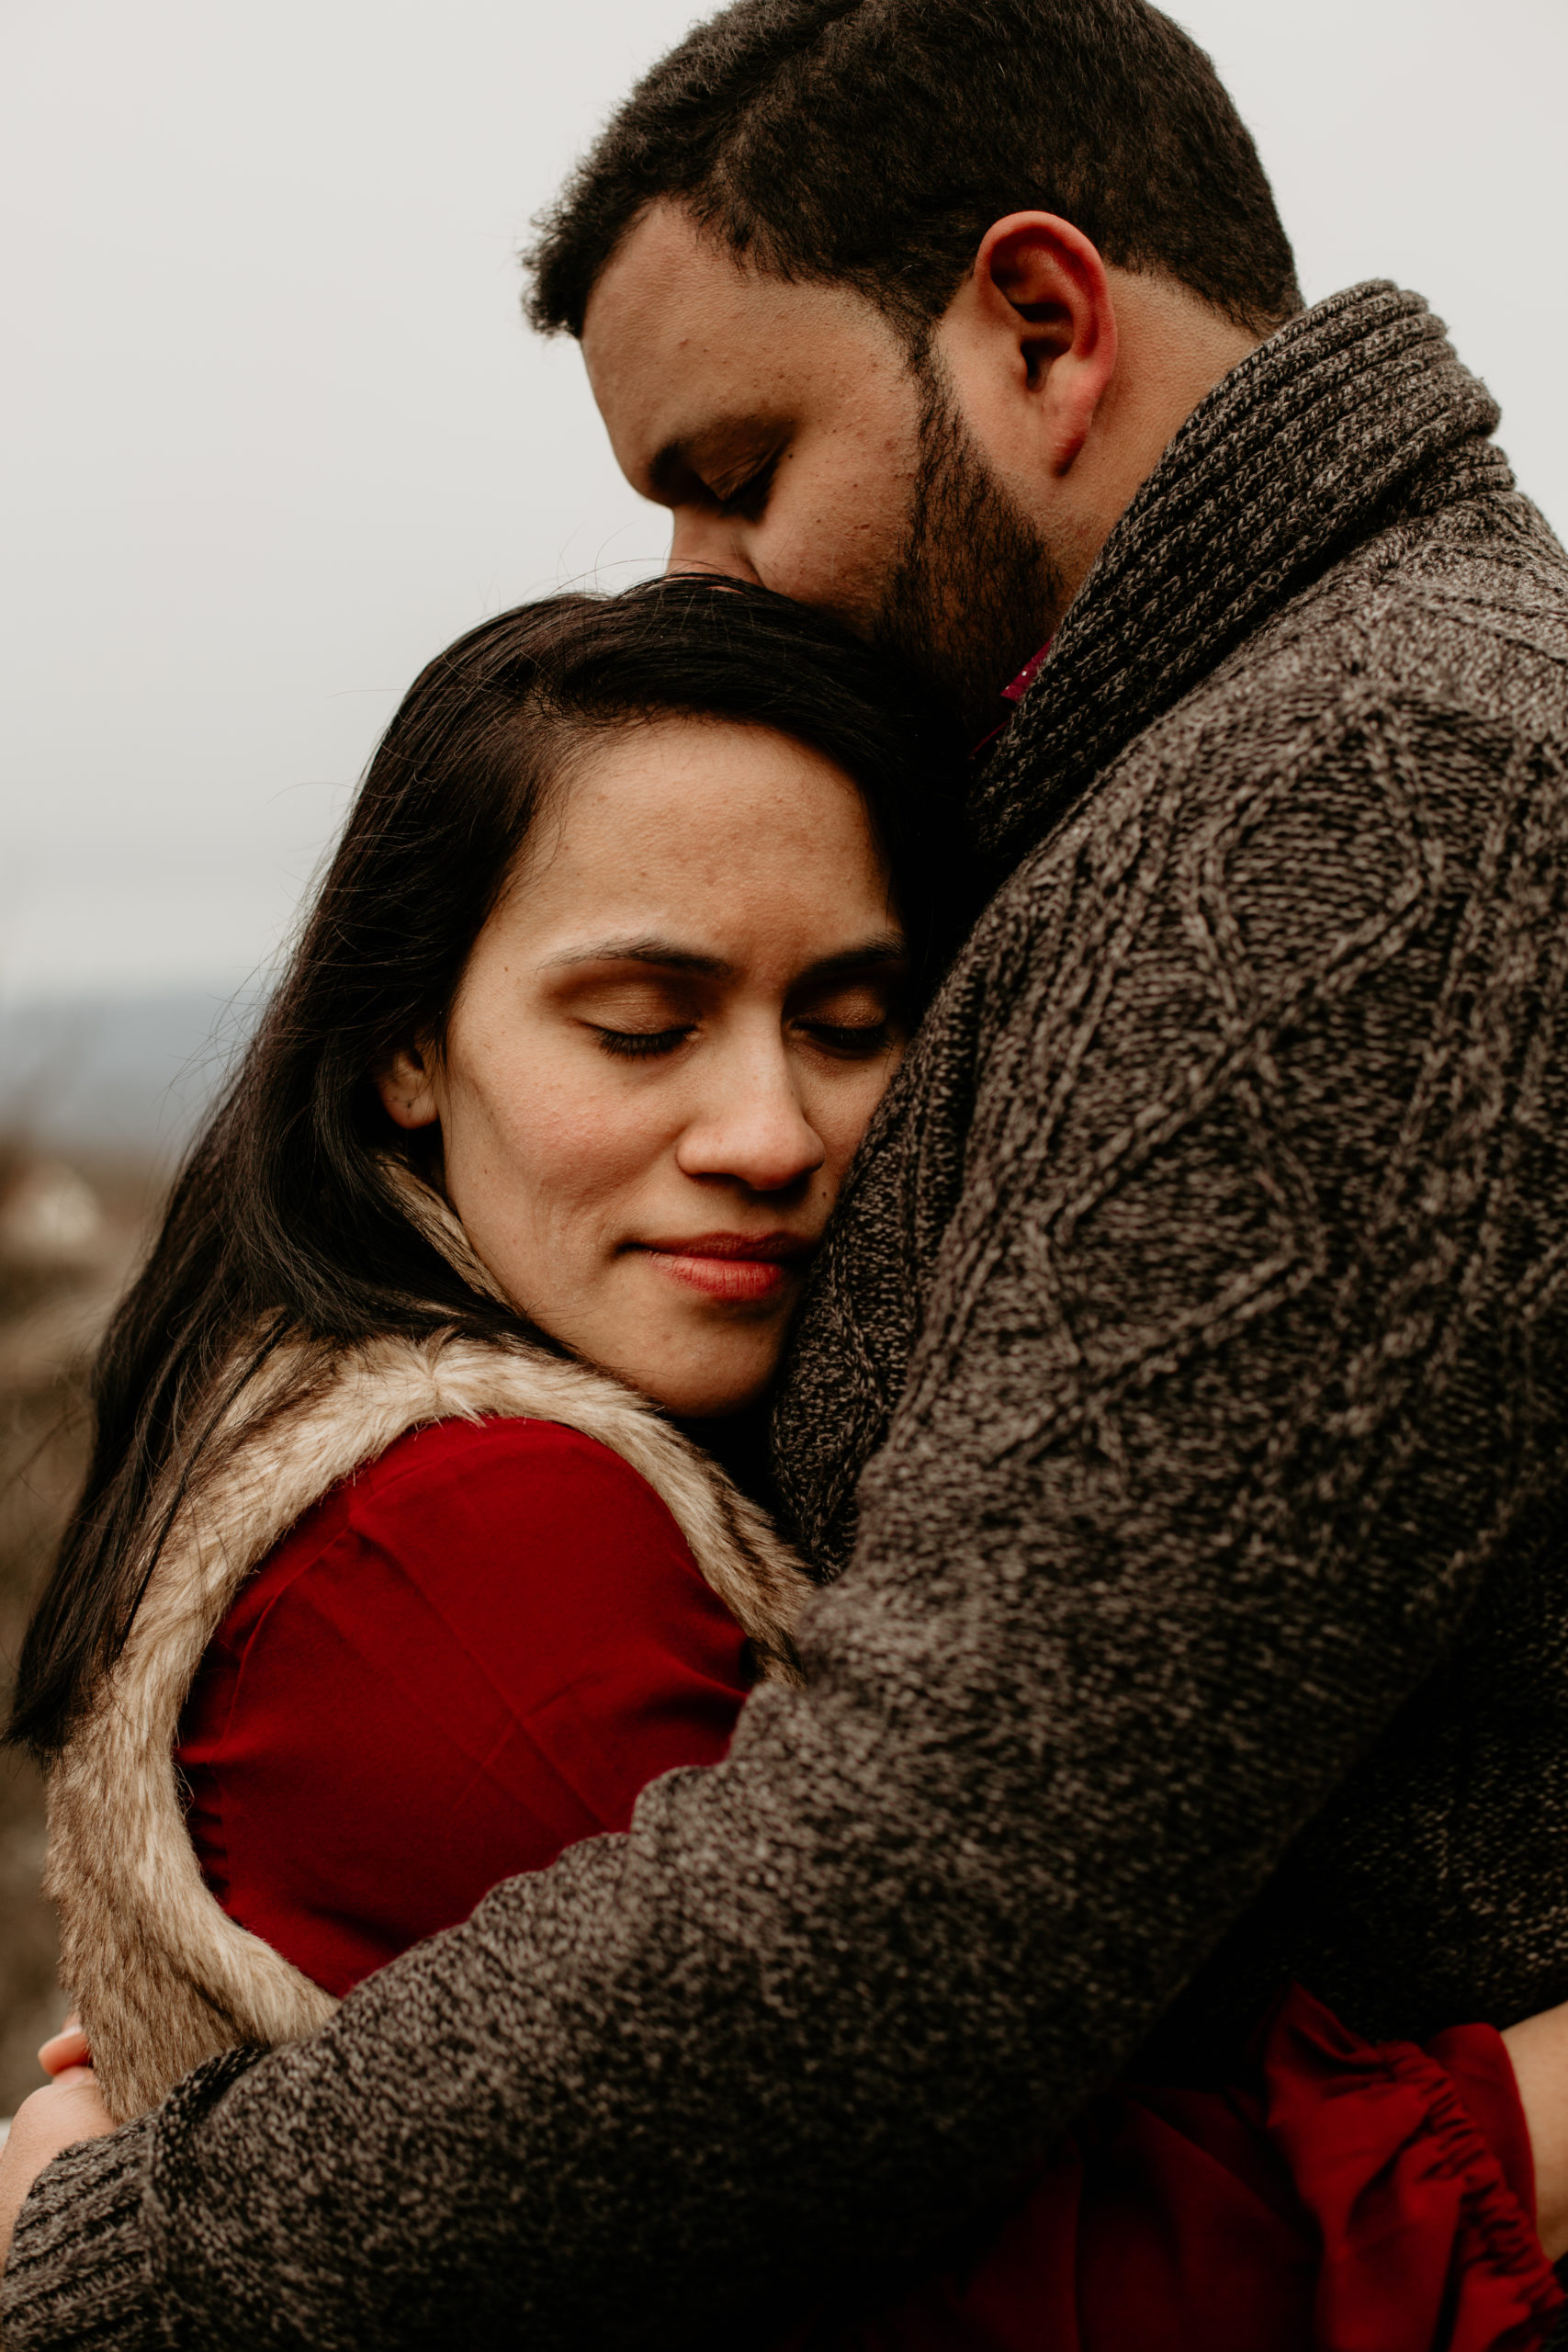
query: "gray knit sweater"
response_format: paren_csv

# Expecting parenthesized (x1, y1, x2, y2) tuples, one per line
(7, 283, 1568, 2350)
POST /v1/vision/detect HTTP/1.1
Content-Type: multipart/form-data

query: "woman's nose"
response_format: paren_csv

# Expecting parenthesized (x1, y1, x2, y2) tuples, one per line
(675, 1052, 826, 1195)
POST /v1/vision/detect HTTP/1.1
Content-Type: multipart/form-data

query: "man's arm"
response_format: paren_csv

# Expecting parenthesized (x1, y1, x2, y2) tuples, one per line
(7, 707, 1562, 2350)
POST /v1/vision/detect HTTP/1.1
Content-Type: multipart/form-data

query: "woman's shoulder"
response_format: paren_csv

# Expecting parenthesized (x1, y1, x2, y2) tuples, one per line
(344, 1411, 695, 1547)
(179, 1410, 755, 1994)
(225, 1411, 741, 1670)
(349, 1410, 679, 1508)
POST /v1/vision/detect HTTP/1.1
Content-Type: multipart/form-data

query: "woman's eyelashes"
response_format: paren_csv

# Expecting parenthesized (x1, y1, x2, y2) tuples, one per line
(794, 1015, 897, 1058)
(794, 977, 908, 1058)
(587, 1013, 899, 1065)
(592, 1023, 694, 1061)
(573, 969, 906, 1065)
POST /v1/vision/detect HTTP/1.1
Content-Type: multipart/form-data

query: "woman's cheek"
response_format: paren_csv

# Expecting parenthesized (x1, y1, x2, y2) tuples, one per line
(525, 1074, 671, 1204)
(490, 1077, 673, 1277)
(815, 1058, 902, 1179)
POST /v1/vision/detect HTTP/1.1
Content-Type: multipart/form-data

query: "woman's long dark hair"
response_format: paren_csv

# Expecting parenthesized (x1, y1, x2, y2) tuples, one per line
(9, 576, 970, 1761)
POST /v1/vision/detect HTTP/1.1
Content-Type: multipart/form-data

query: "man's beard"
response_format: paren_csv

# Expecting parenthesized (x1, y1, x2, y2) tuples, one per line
(870, 354, 1066, 733)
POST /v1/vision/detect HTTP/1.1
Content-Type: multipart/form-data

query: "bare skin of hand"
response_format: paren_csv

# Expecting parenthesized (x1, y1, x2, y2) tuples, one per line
(0, 2020, 115, 2274)
(37, 2020, 91, 2079)
(1503, 1998, 1568, 2262)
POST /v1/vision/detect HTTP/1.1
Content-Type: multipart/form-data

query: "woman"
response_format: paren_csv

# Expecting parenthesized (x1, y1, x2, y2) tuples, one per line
(5, 579, 1562, 2346)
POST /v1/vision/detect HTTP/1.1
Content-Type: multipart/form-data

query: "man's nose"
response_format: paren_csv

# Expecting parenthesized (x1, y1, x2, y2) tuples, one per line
(675, 1049, 826, 1194)
(666, 508, 761, 584)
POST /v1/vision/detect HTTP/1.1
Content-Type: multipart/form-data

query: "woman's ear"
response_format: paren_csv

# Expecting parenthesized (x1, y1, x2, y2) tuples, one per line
(376, 1041, 441, 1131)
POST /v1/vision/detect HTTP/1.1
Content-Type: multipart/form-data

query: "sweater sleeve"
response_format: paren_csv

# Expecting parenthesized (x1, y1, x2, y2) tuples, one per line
(4, 704, 1565, 2346)
(7, 1993, 1561, 2352)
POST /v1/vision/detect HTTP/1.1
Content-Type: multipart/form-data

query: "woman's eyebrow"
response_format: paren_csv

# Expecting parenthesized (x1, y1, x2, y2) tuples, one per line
(543, 937, 732, 977)
(542, 935, 908, 981)
(796, 937, 908, 984)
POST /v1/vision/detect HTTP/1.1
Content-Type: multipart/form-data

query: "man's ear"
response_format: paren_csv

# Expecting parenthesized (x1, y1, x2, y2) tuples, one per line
(959, 211, 1119, 474)
(376, 1040, 441, 1131)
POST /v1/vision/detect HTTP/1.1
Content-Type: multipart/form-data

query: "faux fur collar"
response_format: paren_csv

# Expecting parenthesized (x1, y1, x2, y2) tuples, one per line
(47, 1319, 815, 2121)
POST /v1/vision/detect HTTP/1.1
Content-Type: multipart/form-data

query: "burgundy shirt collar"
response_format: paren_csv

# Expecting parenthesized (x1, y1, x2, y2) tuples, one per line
(972, 639, 1054, 758)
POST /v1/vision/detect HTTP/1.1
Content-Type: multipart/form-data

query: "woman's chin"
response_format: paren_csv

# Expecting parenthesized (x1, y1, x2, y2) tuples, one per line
(613, 1340, 784, 1422)
(540, 1280, 793, 1419)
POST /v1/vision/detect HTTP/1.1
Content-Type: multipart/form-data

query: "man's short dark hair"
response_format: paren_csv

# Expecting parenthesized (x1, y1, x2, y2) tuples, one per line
(526, 0, 1303, 345)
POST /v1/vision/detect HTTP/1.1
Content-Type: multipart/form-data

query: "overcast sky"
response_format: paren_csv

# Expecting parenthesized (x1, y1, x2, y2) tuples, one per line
(5, 0, 1565, 1001)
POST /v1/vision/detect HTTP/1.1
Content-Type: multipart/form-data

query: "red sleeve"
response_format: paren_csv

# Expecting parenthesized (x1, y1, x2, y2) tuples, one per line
(1257, 1986, 1561, 2352)
(176, 1416, 752, 1998)
(783, 1984, 1562, 2352)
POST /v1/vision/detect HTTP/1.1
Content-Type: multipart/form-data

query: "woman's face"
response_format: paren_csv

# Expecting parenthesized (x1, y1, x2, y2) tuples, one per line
(379, 716, 909, 1416)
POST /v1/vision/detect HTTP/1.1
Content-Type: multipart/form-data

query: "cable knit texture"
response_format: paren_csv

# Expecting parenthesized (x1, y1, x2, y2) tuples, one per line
(7, 284, 1568, 2351)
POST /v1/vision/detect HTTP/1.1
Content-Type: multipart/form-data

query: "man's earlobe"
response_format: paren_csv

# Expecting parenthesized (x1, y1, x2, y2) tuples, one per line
(376, 1042, 441, 1132)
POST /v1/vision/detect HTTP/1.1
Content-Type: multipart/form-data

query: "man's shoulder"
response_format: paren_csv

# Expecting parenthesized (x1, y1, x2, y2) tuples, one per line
(1186, 487, 1568, 752)
(938, 491, 1568, 1125)
(993, 491, 1568, 934)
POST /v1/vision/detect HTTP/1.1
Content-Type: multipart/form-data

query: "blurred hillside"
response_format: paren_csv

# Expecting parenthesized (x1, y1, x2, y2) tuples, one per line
(0, 986, 252, 2118)
(0, 989, 261, 1161)
(0, 1147, 156, 2118)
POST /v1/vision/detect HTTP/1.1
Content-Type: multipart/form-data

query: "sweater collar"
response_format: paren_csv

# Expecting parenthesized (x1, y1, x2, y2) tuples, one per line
(969, 282, 1510, 863)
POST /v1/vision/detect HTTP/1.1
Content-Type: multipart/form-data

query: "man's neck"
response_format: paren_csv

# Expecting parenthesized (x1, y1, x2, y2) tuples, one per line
(1051, 272, 1266, 620)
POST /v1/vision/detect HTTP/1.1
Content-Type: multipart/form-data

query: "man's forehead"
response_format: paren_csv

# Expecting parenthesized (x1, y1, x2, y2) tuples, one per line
(581, 200, 886, 470)
(588, 198, 745, 309)
(584, 206, 770, 390)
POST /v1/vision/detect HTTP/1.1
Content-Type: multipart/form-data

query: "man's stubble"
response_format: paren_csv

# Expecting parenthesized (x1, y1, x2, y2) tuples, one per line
(871, 350, 1068, 733)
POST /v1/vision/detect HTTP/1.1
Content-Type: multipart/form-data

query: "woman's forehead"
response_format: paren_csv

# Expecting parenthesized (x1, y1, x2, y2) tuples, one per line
(479, 718, 902, 978)
(529, 713, 881, 870)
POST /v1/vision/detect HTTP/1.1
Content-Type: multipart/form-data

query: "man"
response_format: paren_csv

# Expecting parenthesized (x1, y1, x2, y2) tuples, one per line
(7, 0, 1568, 2342)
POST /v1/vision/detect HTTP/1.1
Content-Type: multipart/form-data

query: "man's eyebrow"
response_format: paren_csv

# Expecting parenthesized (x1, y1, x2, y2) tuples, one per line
(542, 937, 733, 978)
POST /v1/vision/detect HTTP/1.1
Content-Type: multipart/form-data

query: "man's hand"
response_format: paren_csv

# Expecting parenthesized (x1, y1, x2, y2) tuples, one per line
(0, 2066, 116, 2271)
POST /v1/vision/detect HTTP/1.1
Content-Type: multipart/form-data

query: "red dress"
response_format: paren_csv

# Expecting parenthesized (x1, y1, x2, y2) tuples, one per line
(176, 1416, 1562, 2352)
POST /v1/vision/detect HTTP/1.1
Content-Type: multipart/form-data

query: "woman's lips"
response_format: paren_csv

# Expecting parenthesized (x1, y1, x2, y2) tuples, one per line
(635, 1232, 815, 1305)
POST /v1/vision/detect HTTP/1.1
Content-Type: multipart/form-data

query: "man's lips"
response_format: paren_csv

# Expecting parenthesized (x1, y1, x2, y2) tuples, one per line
(634, 1231, 817, 1304)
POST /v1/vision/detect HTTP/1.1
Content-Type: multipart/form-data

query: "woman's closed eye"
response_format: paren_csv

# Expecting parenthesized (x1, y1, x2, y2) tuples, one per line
(562, 971, 705, 1061)
(795, 1014, 897, 1058)
(566, 964, 908, 1065)
(791, 979, 907, 1059)
(592, 1021, 695, 1061)
(589, 1012, 897, 1063)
